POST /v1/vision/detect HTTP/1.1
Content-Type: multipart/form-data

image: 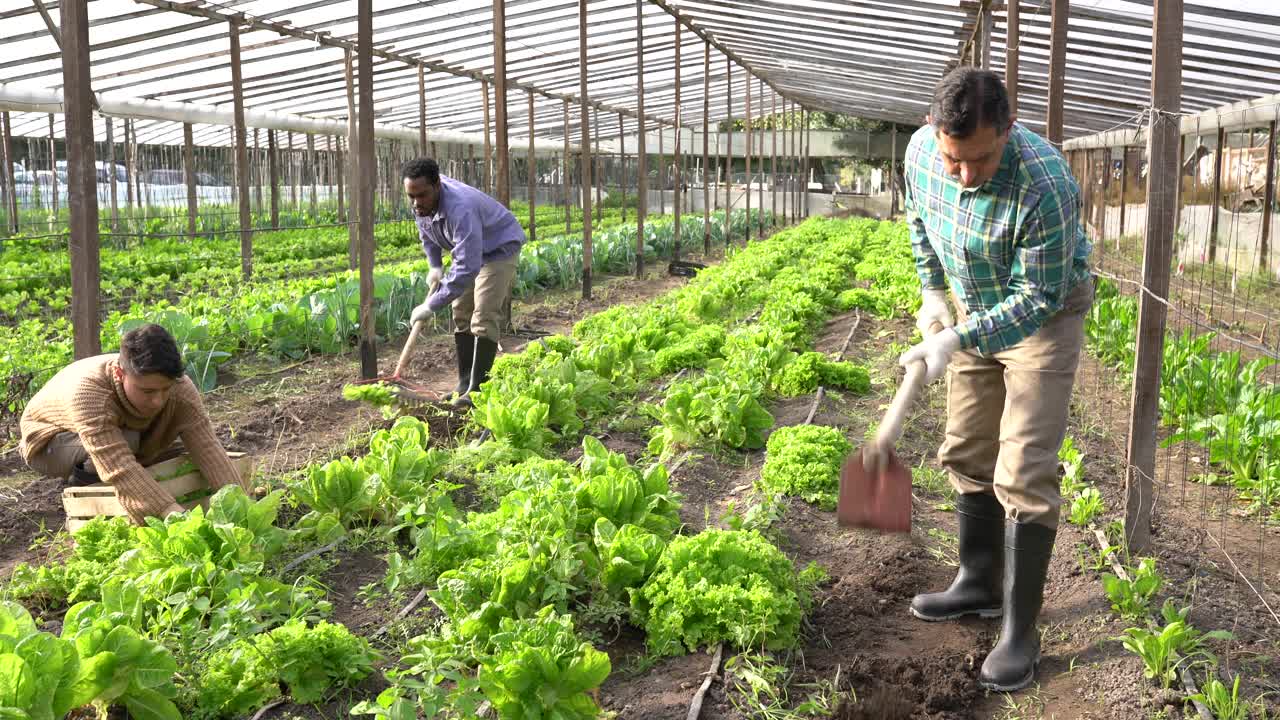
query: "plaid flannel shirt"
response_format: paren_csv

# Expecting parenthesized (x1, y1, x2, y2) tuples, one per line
(903, 122, 1092, 355)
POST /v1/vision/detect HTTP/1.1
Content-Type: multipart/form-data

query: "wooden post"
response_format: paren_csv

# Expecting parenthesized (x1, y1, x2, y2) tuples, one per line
(1046, 0, 1068, 146)
(528, 91, 537, 242)
(979, 3, 993, 69)
(563, 99, 571, 234)
(482, 79, 492, 195)
(1006, 0, 1020, 116)
(417, 63, 428, 156)
(230, 21, 252, 279)
(702, 38, 711, 253)
(494, 0, 510, 207)
(267, 129, 280, 229)
(288, 131, 297, 209)
(308, 133, 318, 216)
(659, 121, 665, 215)
(578, 0, 593, 299)
(345, 51, 359, 270)
(104, 115, 118, 231)
(1208, 129, 1224, 263)
(673, 19, 682, 260)
(62, 0, 101, 358)
(635, 0, 648, 278)
(357, 0, 377, 378)
(184, 122, 198, 236)
(1125, 0, 1182, 555)
(1261, 120, 1277, 272)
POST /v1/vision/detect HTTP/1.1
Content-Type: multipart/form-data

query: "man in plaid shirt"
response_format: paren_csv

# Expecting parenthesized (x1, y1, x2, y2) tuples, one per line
(895, 67, 1093, 692)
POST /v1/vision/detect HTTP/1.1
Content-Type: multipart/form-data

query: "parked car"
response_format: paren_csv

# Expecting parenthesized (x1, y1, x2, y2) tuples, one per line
(143, 169, 185, 185)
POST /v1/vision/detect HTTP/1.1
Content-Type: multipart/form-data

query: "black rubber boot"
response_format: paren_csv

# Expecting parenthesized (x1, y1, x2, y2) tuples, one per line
(69, 461, 100, 487)
(454, 336, 499, 407)
(979, 520, 1057, 692)
(453, 332, 475, 398)
(910, 492, 1005, 621)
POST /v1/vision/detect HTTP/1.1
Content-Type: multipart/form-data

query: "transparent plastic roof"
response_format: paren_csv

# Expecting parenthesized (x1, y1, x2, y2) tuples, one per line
(1, 0, 1278, 147)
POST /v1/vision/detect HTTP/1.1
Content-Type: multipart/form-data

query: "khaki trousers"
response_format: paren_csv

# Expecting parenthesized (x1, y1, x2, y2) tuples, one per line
(452, 254, 518, 340)
(26, 430, 140, 478)
(939, 276, 1095, 530)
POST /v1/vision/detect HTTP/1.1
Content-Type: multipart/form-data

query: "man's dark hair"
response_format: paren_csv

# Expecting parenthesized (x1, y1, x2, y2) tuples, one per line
(930, 67, 1012, 138)
(401, 158, 440, 184)
(119, 324, 185, 379)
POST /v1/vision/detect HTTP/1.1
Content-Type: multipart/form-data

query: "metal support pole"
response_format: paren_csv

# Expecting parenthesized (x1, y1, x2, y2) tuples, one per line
(0, 111, 11, 235)
(1125, 0, 1182, 555)
(308, 133, 318, 216)
(804, 109, 812, 218)
(267, 129, 279, 229)
(635, 0, 648, 277)
(594, 106, 602, 213)
(1046, 0, 1068, 146)
(1119, 147, 1129, 239)
(659, 122, 665, 215)
(125, 119, 135, 209)
(528, 91, 537, 243)
(2, 113, 15, 234)
(563, 99, 571, 234)
(253, 129, 262, 212)
(494, 0, 510, 207)
(417, 63, 428, 156)
(745, 73, 752, 235)
(482, 79, 492, 195)
(725, 60, 732, 244)
(673, 19, 682, 260)
(702, 38, 711, 253)
(337, 136, 345, 225)
(890, 124, 898, 216)
(48, 114, 58, 217)
(578, 0, 593, 299)
(770, 90, 777, 227)
(1262, 120, 1277, 271)
(230, 21, 252, 279)
(185, 122, 199, 236)
(105, 115, 118, 231)
(345, 51, 359, 269)
(757, 78, 764, 237)
(618, 112, 627, 224)
(62, 0, 100, 359)
(288, 131, 297, 209)
(1006, 0, 1020, 116)
(357, 0, 377, 378)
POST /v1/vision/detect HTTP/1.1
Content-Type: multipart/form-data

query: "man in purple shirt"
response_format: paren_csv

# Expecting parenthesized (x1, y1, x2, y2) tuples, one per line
(404, 158, 525, 406)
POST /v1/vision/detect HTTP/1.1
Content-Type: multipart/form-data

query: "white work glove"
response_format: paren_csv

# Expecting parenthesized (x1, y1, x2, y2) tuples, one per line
(916, 287, 954, 337)
(899, 328, 961, 385)
(426, 266, 443, 289)
(410, 301, 434, 326)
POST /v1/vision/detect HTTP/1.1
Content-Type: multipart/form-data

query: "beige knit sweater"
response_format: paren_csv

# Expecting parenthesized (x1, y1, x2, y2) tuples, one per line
(19, 354, 244, 523)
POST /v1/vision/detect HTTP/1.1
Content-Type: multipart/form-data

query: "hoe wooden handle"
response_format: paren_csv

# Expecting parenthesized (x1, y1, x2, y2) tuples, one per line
(394, 321, 426, 378)
(873, 320, 945, 448)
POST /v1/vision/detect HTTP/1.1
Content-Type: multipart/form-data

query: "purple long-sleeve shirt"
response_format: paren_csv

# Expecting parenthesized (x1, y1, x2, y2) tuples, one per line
(417, 176, 526, 311)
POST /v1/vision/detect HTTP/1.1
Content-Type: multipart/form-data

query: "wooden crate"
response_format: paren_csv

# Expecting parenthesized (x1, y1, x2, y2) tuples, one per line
(62, 452, 254, 532)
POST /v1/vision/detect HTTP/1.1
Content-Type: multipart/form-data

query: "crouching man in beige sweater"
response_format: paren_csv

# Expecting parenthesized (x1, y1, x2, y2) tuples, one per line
(19, 323, 246, 524)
